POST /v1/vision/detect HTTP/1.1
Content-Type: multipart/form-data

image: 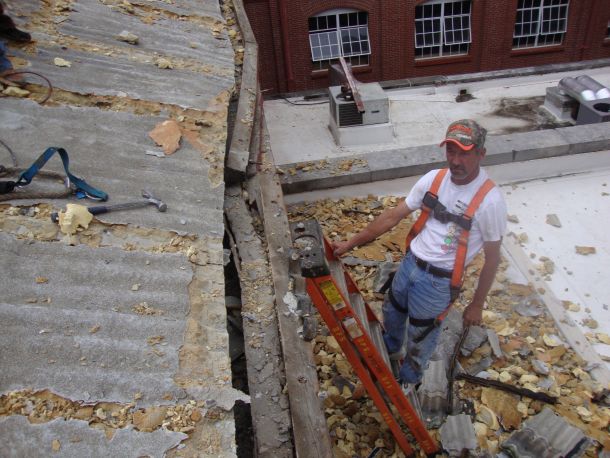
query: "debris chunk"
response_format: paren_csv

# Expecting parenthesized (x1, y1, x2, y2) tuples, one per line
(116, 30, 139, 44)
(2, 86, 30, 97)
(35, 277, 49, 284)
(153, 57, 173, 69)
(133, 406, 168, 432)
(545, 214, 562, 228)
(542, 334, 563, 347)
(57, 204, 93, 235)
(51, 439, 60, 452)
(507, 214, 519, 223)
(53, 57, 72, 67)
(582, 318, 598, 329)
(148, 120, 182, 155)
(575, 246, 596, 255)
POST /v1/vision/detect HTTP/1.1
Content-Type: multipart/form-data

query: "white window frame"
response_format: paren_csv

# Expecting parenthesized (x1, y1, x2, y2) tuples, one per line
(308, 9, 371, 69)
(414, 0, 472, 60)
(513, 0, 570, 49)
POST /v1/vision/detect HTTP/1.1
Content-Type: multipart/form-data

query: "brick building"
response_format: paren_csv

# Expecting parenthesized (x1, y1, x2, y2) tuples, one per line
(243, 0, 610, 94)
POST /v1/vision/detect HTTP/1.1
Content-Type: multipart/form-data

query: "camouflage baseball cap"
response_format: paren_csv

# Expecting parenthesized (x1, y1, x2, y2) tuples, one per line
(439, 119, 487, 151)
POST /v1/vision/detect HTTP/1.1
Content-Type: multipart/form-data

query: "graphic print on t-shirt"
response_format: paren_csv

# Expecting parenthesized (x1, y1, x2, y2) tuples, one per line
(440, 199, 468, 254)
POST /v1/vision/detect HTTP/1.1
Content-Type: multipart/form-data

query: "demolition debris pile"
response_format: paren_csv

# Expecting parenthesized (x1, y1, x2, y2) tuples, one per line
(288, 195, 609, 457)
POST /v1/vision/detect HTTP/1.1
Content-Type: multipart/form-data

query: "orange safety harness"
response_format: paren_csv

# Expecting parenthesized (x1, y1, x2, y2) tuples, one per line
(388, 168, 496, 342)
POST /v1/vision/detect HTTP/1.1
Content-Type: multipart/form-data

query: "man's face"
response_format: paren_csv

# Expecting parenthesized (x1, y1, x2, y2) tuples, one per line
(445, 142, 485, 184)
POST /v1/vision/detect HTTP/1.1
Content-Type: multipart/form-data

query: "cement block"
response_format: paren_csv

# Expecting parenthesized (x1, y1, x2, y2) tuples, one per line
(508, 129, 570, 161)
(368, 145, 444, 182)
(280, 159, 372, 194)
(558, 123, 610, 154)
(482, 136, 516, 166)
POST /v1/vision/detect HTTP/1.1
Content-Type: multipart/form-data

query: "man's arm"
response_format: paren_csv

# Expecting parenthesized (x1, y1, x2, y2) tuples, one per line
(463, 238, 502, 326)
(332, 199, 414, 256)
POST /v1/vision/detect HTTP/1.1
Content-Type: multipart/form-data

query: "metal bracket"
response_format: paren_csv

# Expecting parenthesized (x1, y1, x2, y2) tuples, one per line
(289, 220, 329, 278)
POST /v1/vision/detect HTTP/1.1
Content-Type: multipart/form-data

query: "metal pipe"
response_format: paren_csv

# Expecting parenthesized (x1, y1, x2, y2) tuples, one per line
(575, 75, 610, 99)
(558, 77, 596, 102)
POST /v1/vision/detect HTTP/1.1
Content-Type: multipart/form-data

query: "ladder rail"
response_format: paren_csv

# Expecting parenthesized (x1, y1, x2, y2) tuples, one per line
(306, 279, 415, 455)
(308, 274, 439, 454)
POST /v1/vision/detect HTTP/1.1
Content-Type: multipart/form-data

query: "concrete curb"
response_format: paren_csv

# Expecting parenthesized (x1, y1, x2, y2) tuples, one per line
(279, 123, 610, 194)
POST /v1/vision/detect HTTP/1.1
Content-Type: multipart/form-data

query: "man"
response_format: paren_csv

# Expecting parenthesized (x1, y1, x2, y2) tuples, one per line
(332, 119, 507, 385)
(0, 2, 31, 84)
(0, 2, 31, 43)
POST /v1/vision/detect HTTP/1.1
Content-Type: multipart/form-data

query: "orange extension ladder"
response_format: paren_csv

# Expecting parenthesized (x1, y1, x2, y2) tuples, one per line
(291, 220, 439, 457)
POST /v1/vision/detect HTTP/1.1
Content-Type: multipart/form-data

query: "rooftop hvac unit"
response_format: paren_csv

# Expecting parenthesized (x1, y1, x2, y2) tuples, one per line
(329, 83, 389, 128)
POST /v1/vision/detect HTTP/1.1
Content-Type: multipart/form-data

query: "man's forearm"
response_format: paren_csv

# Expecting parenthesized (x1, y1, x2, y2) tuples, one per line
(343, 204, 411, 250)
(471, 243, 501, 307)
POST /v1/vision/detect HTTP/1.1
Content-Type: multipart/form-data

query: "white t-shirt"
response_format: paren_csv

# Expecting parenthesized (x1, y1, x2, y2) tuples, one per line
(404, 168, 507, 270)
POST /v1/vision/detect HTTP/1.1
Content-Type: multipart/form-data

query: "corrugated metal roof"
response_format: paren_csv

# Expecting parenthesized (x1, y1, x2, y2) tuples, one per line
(439, 414, 477, 456)
(0, 0, 240, 455)
(500, 407, 591, 458)
(418, 359, 448, 429)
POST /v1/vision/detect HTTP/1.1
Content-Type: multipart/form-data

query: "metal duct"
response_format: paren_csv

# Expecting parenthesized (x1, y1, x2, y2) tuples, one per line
(558, 77, 596, 102)
(575, 75, 610, 99)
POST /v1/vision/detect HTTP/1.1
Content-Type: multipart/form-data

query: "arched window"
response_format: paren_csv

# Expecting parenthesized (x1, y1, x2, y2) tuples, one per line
(415, 0, 472, 59)
(513, 0, 569, 49)
(308, 9, 371, 70)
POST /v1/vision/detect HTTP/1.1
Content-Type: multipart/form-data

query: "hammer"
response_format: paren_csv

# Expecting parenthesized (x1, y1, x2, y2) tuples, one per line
(51, 190, 167, 222)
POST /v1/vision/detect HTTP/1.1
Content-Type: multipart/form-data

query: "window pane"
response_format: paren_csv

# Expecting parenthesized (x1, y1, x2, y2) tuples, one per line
(339, 13, 348, 27)
(328, 15, 336, 29)
(358, 12, 367, 25)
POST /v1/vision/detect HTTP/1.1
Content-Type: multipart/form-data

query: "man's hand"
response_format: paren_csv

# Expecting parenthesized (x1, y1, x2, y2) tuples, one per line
(331, 240, 352, 257)
(462, 302, 483, 326)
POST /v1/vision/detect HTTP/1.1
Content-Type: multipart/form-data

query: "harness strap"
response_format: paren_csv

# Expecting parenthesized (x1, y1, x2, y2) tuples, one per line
(449, 178, 496, 292)
(10, 147, 108, 200)
(404, 168, 448, 249)
(387, 288, 435, 327)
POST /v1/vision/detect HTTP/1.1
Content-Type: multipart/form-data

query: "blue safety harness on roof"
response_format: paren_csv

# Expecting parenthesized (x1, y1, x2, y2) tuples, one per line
(0, 147, 108, 200)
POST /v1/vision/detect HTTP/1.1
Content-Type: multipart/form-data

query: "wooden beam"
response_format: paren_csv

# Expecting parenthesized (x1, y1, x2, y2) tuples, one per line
(255, 127, 334, 457)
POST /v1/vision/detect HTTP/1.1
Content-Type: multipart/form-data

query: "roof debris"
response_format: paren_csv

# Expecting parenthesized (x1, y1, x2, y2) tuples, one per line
(288, 195, 610, 456)
(148, 120, 182, 155)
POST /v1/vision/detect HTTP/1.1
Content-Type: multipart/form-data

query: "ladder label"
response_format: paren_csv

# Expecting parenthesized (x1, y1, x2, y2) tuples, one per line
(319, 280, 345, 309)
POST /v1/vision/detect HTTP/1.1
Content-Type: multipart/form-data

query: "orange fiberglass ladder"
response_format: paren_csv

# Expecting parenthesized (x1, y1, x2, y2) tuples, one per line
(291, 220, 439, 457)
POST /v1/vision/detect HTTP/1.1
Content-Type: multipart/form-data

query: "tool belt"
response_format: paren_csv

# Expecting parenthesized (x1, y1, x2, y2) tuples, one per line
(0, 147, 107, 200)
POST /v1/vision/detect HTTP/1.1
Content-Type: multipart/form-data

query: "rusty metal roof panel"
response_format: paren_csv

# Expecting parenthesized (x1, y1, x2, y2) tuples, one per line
(500, 407, 591, 458)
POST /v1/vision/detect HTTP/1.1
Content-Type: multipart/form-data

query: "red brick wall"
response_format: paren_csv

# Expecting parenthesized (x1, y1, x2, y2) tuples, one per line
(245, 0, 610, 94)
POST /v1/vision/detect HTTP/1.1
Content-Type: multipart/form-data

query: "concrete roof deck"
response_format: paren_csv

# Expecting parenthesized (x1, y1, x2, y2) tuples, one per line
(0, 0, 243, 456)
(266, 65, 610, 165)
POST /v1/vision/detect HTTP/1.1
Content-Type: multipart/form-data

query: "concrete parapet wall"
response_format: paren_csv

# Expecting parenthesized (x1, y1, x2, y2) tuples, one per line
(280, 123, 610, 194)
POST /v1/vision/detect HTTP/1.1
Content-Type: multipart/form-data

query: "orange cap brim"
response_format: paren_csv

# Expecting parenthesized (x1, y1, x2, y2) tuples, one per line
(439, 138, 475, 151)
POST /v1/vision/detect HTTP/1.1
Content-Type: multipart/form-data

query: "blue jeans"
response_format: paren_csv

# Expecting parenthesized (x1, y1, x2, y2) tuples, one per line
(0, 41, 12, 73)
(382, 251, 451, 384)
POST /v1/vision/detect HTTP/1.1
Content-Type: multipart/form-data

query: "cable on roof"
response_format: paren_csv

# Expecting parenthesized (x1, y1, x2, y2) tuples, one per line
(2, 70, 53, 103)
(0, 138, 18, 167)
(281, 95, 328, 106)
